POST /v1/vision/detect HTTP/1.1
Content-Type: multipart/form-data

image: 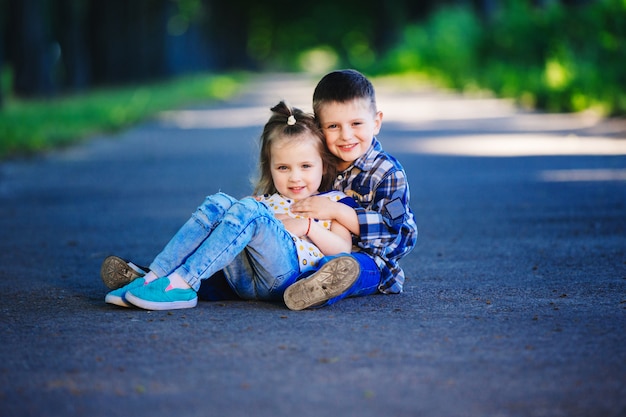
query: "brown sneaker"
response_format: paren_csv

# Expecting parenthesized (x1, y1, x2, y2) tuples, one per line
(100, 255, 148, 290)
(284, 256, 360, 311)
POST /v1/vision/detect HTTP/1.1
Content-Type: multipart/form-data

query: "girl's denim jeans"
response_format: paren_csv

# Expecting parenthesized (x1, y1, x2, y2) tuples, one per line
(148, 193, 300, 301)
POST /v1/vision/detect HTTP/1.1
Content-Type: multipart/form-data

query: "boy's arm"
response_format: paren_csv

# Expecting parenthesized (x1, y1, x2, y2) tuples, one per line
(353, 168, 417, 260)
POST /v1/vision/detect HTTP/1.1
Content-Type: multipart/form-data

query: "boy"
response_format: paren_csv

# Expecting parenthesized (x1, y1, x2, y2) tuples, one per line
(284, 69, 418, 310)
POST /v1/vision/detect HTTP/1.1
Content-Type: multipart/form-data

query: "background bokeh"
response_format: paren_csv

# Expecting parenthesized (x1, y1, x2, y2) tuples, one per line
(1, 0, 624, 157)
(2, 0, 624, 110)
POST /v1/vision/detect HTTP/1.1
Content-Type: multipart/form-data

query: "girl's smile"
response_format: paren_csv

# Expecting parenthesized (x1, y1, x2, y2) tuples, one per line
(288, 186, 308, 195)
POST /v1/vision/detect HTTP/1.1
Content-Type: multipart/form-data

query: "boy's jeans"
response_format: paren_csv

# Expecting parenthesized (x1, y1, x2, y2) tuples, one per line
(148, 193, 300, 301)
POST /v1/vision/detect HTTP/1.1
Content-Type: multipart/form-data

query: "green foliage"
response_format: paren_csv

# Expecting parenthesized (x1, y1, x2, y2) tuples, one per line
(242, 0, 382, 72)
(0, 74, 243, 159)
(383, 6, 482, 89)
(376, 0, 626, 116)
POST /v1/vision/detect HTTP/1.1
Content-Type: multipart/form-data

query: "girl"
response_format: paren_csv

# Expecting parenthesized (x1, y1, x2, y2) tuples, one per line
(104, 101, 359, 310)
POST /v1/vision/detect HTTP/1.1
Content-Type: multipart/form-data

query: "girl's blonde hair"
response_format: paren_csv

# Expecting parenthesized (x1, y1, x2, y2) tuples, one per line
(253, 101, 337, 196)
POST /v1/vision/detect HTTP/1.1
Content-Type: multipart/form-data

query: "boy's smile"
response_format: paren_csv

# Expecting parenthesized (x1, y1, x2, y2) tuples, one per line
(317, 98, 382, 171)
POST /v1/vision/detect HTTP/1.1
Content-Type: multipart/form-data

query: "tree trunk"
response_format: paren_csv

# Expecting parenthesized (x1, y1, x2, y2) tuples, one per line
(55, 0, 90, 91)
(8, 0, 55, 97)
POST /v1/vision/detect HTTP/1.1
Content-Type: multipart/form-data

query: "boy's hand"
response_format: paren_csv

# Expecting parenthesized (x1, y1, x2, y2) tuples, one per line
(291, 196, 336, 220)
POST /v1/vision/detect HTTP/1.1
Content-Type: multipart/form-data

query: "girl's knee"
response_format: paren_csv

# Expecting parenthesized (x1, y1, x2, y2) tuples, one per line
(203, 193, 237, 209)
(222, 198, 273, 230)
(231, 197, 264, 216)
(193, 193, 237, 226)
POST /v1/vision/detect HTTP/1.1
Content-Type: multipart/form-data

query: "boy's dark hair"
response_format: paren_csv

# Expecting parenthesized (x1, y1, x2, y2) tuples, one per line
(312, 69, 377, 116)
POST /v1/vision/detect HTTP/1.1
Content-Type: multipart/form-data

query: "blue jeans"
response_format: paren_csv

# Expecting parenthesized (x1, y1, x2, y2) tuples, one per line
(299, 252, 381, 307)
(148, 193, 300, 301)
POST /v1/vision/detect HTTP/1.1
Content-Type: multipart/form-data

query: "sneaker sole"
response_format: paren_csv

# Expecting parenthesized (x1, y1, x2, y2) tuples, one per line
(284, 256, 360, 311)
(124, 292, 198, 311)
(100, 256, 145, 290)
(104, 293, 132, 308)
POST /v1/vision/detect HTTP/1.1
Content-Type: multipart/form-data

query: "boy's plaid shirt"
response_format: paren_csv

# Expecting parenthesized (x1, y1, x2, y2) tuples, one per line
(333, 138, 418, 293)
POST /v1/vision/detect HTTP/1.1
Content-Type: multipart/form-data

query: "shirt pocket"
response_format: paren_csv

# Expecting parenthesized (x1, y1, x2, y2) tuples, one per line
(349, 184, 374, 208)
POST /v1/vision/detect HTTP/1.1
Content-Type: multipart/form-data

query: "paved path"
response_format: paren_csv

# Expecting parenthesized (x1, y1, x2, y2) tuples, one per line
(1, 73, 625, 417)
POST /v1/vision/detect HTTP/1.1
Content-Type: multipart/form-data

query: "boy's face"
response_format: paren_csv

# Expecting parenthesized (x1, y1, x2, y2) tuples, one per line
(317, 98, 382, 171)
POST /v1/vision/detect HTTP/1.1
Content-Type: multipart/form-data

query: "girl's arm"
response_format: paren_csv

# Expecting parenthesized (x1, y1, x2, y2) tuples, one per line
(308, 218, 352, 255)
(280, 217, 352, 255)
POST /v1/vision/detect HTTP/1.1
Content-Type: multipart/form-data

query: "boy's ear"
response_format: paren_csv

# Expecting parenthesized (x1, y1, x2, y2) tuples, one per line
(373, 111, 383, 135)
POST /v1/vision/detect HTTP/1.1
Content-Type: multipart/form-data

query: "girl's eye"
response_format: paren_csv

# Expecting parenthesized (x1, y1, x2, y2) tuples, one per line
(276, 166, 288, 171)
(302, 164, 312, 169)
(325, 124, 338, 129)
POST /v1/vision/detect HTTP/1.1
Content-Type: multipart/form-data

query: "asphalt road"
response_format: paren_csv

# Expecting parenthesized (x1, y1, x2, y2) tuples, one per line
(1, 73, 625, 417)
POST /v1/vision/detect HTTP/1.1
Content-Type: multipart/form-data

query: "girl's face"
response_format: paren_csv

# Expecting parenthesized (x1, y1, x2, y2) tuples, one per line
(270, 133, 324, 200)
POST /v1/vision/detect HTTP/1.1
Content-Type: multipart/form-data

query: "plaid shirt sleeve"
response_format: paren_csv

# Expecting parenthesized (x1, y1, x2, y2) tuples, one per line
(335, 139, 418, 293)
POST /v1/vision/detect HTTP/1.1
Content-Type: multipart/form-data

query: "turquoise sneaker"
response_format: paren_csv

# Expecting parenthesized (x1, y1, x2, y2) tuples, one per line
(105, 277, 146, 307)
(125, 277, 198, 310)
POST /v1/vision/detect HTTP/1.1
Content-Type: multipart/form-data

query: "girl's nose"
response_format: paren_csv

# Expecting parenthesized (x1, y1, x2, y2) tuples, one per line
(289, 170, 301, 181)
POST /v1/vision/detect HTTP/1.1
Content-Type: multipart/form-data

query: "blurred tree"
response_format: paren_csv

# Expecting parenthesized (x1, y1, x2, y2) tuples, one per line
(0, 0, 222, 96)
(88, 0, 169, 85)
(1, 0, 455, 98)
(6, 0, 56, 97)
(164, 0, 215, 73)
(4, 0, 612, 105)
(54, 0, 90, 91)
(206, 0, 253, 69)
(0, 0, 5, 108)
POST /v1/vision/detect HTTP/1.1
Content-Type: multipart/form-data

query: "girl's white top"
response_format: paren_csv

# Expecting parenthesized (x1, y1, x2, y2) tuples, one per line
(259, 191, 348, 273)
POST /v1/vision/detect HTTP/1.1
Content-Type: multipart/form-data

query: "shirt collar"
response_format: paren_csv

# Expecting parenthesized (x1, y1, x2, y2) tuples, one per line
(341, 137, 381, 174)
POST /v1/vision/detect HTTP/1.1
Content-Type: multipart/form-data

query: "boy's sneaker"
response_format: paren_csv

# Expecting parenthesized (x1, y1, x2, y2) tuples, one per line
(100, 255, 149, 290)
(104, 277, 146, 307)
(284, 256, 360, 311)
(125, 277, 198, 311)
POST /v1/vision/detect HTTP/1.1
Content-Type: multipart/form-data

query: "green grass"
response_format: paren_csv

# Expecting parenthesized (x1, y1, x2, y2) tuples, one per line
(0, 73, 245, 159)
